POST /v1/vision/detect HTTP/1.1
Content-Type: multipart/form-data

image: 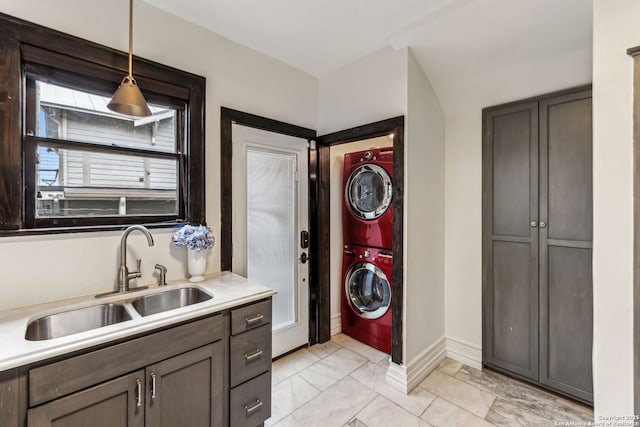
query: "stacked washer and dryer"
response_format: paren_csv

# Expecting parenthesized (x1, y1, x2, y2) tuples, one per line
(341, 147, 393, 354)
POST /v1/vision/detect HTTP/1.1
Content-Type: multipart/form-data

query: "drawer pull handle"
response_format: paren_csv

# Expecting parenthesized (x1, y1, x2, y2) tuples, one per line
(245, 399, 263, 415)
(151, 373, 157, 399)
(245, 313, 264, 325)
(244, 348, 264, 361)
(135, 379, 142, 407)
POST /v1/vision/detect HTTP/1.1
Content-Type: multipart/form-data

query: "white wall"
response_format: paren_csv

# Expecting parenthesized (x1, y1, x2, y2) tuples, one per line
(317, 47, 408, 135)
(404, 51, 446, 365)
(328, 136, 393, 335)
(592, 0, 640, 416)
(442, 51, 592, 362)
(0, 0, 318, 310)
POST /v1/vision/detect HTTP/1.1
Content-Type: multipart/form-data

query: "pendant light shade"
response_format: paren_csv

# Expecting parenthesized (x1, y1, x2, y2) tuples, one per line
(107, 0, 151, 117)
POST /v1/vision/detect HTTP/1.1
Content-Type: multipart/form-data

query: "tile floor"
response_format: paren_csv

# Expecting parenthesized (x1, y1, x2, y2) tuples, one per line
(267, 334, 593, 427)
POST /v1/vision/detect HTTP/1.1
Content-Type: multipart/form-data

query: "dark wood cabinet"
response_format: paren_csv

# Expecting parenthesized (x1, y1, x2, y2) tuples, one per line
(145, 344, 223, 427)
(228, 300, 272, 427)
(1, 297, 273, 427)
(28, 370, 145, 427)
(483, 87, 593, 404)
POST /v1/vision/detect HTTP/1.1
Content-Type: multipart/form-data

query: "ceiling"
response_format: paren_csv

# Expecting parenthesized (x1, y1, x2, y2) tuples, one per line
(142, 0, 592, 113)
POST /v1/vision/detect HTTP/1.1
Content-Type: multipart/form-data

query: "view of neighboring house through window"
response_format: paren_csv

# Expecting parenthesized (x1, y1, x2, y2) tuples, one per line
(34, 81, 180, 218)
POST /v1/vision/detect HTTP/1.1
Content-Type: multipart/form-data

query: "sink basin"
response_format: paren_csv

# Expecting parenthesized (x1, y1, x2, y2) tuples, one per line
(131, 287, 212, 317)
(26, 304, 132, 341)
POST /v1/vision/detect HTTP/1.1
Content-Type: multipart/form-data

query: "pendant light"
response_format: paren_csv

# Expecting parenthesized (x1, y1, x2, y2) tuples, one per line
(107, 0, 151, 117)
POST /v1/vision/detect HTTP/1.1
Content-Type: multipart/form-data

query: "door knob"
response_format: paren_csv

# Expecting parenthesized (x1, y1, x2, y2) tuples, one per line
(539, 221, 547, 228)
(299, 252, 308, 264)
(530, 221, 538, 227)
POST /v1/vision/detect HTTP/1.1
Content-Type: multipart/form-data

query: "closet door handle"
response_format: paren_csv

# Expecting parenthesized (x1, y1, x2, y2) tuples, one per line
(530, 221, 538, 227)
(539, 221, 547, 228)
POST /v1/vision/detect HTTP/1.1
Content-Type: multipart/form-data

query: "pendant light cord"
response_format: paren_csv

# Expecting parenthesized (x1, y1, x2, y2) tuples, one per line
(128, 0, 133, 79)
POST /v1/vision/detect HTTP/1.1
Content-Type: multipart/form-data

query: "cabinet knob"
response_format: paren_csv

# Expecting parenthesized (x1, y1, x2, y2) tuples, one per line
(245, 399, 264, 415)
(539, 221, 547, 228)
(244, 348, 264, 362)
(530, 221, 538, 227)
(245, 314, 264, 326)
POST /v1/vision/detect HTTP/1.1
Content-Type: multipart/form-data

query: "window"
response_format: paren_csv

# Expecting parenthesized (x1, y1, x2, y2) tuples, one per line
(0, 16, 205, 233)
(29, 80, 182, 222)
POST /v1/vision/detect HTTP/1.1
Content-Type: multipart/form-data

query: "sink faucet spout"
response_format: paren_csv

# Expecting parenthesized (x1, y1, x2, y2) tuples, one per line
(118, 225, 155, 293)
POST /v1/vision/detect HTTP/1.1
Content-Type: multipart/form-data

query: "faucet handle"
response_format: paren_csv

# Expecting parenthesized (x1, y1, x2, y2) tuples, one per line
(134, 259, 142, 274)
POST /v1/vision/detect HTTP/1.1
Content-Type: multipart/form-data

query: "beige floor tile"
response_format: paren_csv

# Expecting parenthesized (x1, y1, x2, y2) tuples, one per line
(485, 397, 553, 426)
(308, 340, 342, 359)
(421, 397, 495, 427)
(356, 395, 432, 427)
(291, 376, 377, 426)
(299, 348, 367, 390)
(419, 371, 495, 418)
(266, 374, 320, 426)
(435, 358, 463, 376)
(351, 361, 436, 416)
(331, 333, 389, 363)
(273, 415, 304, 427)
(272, 348, 320, 385)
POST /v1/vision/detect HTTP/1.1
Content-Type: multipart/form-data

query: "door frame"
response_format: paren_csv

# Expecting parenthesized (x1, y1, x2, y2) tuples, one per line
(221, 108, 405, 362)
(220, 107, 318, 343)
(316, 116, 405, 364)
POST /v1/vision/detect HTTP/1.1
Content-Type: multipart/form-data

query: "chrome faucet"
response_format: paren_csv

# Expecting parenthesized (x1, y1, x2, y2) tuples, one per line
(118, 225, 155, 292)
(96, 225, 155, 298)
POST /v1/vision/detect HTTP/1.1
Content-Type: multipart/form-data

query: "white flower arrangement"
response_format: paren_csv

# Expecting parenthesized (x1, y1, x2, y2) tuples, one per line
(171, 224, 215, 252)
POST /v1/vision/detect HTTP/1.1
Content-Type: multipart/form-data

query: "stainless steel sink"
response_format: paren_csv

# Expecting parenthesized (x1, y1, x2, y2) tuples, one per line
(25, 304, 132, 341)
(131, 287, 212, 317)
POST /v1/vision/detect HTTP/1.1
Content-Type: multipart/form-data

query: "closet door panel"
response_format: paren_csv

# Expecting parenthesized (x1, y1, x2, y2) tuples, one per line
(539, 89, 593, 403)
(546, 97, 593, 242)
(492, 110, 536, 237)
(544, 246, 593, 400)
(490, 241, 538, 377)
(483, 101, 539, 381)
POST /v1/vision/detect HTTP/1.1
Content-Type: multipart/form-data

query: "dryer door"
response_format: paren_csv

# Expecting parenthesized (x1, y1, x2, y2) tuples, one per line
(345, 164, 392, 220)
(345, 262, 391, 319)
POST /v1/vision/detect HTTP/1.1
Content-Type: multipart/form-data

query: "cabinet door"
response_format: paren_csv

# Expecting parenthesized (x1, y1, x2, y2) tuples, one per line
(27, 370, 144, 427)
(539, 89, 593, 403)
(145, 343, 223, 427)
(482, 101, 540, 380)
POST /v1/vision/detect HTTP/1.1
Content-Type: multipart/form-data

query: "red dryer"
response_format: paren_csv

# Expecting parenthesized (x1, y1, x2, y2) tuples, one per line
(341, 243, 392, 354)
(343, 147, 393, 249)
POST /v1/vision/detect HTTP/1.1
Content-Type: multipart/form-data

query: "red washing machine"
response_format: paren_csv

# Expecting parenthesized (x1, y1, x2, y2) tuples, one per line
(343, 147, 393, 249)
(341, 243, 392, 354)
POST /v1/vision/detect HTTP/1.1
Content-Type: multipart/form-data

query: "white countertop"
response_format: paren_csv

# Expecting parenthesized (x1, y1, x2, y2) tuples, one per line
(0, 271, 276, 371)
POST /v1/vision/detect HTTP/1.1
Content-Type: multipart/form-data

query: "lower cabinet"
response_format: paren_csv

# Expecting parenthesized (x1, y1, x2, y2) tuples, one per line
(28, 343, 223, 427)
(1, 297, 273, 427)
(28, 370, 145, 427)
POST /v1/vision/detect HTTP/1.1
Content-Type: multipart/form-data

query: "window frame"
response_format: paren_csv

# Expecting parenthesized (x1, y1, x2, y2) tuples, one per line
(0, 12, 206, 235)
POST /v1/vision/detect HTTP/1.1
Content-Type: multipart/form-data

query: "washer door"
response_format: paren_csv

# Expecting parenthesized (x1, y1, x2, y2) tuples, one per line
(345, 262, 391, 319)
(345, 164, 392, 220)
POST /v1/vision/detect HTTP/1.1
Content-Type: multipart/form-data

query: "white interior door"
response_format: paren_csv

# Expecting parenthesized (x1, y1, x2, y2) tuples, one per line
(232, 124, 309, 357)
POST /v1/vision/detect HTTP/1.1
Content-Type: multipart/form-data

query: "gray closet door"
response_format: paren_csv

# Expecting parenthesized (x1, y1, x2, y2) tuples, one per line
(482, 87, 593, 404)
(482, 101, 540, 381)
(539, 90, 593, 402)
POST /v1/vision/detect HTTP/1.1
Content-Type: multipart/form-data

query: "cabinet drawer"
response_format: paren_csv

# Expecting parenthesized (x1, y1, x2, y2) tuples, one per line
(231, 299, 271, 335)
(30, 314, 222, 407)
(230, 371, 271, 427)
(229, 324, 271, 387)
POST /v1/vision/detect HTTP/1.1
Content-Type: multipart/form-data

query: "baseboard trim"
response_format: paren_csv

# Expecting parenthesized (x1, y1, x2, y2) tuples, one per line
(330, 313, 342, 336)
(385, 336, 446, 394)
(445, 337, 482, 369)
